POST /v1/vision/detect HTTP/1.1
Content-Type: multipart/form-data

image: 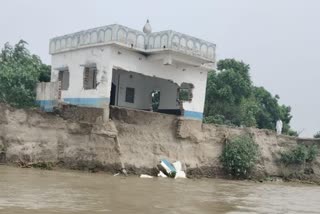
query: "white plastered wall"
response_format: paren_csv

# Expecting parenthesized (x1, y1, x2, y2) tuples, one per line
(51, 46, 113, 101)
(50, 45, 208, 115)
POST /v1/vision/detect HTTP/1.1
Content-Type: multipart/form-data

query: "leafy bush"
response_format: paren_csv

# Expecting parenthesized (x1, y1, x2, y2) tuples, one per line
(314, 131, 320, 138)
(280, 145, 307, 165)
(220, 135, 259, 178)
(287, 129, 299, 137)
(306, 145, 318, 163)
(280, 144, 318, 165)
(203, 115, 234, 126)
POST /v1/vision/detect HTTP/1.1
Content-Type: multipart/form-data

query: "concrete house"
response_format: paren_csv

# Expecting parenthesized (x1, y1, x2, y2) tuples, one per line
(36, 21, 216, 120)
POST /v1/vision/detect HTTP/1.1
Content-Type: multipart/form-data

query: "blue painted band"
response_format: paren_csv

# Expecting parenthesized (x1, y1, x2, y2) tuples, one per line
(36, 100, 58, 112)
(37, 97, 110, 111)
(37, 98, 203, 120)
(184, 110, 203, 120)
(63, 97, 110, 107)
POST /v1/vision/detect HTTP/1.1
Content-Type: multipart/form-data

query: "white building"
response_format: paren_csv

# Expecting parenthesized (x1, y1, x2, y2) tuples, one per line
(36, 21, 216, 120)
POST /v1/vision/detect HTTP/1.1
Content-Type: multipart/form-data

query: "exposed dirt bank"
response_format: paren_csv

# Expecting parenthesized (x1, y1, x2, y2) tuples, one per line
(0, 104, 319, 182)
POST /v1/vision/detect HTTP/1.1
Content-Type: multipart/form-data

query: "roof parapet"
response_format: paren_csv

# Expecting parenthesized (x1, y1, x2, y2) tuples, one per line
(49, 24, 216, 62)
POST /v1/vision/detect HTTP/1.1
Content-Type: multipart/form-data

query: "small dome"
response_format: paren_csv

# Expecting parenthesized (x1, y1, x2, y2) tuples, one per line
(143, 20, 152, 34)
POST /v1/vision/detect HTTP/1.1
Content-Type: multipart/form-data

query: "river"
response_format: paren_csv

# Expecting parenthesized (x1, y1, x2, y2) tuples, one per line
(0, 166, 319, 214)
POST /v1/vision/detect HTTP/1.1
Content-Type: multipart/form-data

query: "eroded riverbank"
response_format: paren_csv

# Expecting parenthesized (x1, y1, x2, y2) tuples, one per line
(1, 104, 320, 183)
(0, 166, 319, 214)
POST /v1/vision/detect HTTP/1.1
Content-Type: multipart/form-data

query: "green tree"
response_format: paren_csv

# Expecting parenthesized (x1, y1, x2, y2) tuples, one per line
(38, 64, 51, 82)
(204, 58, 295, 135)
(253, 86, 281, 130)
(216, 59, 252, 103)
(239, 97, 259, 127)
(0, 40, 50, 108)
(204, 59, 253, 126)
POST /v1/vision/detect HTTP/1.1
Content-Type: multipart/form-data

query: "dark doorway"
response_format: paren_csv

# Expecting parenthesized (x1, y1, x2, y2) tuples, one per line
(110, 83, 116, 106)
(151, 90, 160, 111)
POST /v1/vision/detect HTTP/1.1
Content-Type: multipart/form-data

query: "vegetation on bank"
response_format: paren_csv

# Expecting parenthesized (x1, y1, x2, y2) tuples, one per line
(220, 135, 319, 180)
(0, 40, 50, 108)
(30, 162, 55, 170)
(204, 59, 297, 136)
(220, 135, 259, 178)
(314, 131, 320, 138)
(15, 159, 56, 170)
(280, 144, 318, 165)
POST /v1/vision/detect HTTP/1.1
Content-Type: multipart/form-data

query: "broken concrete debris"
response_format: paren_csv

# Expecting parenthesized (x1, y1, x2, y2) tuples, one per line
(140, 174, 153, 178)
(172, 161, 186, 179)
(157, 171, 167, 178)
(159, 159, 176, 178)
(140, 159, 186, 179)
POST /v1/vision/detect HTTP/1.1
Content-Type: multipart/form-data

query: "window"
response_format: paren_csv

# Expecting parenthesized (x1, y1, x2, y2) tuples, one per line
(58, 70, 70, 90)
(125, 87, 135, 103)
(83, 67, 97, 89)
(179, 83, 194, 101)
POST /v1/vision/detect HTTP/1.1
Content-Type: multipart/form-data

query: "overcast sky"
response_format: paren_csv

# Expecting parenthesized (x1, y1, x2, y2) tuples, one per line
(1, 0, 319, 137)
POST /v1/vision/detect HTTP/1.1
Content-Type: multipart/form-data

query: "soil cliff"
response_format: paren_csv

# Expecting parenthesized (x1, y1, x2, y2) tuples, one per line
(0, 104, 319, 182)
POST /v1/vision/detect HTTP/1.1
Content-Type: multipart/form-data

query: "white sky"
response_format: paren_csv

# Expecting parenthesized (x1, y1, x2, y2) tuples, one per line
(1, 0, 319, 137)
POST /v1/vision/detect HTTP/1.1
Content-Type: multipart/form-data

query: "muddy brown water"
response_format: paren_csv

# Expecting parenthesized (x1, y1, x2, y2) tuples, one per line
(0, 166, 319, 214)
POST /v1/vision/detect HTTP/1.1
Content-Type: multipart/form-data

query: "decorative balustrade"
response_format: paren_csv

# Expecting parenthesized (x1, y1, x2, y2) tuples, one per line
(50, 24, 216, 61)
